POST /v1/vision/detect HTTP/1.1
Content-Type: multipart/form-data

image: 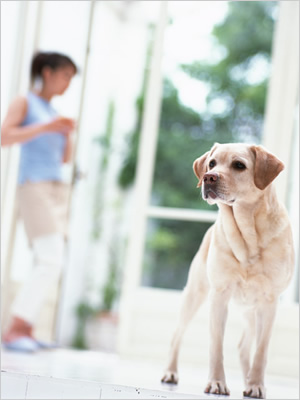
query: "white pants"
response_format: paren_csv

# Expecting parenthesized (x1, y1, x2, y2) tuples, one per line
(12, 233, 65, 324)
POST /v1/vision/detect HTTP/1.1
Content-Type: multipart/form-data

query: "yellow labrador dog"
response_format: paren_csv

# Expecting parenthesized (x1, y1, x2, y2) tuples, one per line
(161, 143, 294, 399)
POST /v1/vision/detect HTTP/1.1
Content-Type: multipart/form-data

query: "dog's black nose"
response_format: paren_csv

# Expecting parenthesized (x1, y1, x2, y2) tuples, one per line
(203, 172, 219, 184)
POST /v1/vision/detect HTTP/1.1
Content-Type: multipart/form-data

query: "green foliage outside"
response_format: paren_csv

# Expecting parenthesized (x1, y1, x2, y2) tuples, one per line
(72, 102, 120, 349)
(118, 2, 277, 290)
(142, 219, 212, 289)
(92, 100, 115, 240)
(72, 250, 120, 349)
(72, 302, 96, 349)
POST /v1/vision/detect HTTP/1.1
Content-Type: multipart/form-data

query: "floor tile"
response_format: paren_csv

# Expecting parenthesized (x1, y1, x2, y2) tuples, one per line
(1, 372, 28, 400)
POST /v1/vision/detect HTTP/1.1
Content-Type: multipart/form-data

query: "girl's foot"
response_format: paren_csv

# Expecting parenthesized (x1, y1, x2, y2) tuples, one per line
(3, 316, 33, 342)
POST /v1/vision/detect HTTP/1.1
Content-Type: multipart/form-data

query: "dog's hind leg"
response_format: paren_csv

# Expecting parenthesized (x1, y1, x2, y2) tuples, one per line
(238, 308, 256, 385)
(243, 301, 277, 399)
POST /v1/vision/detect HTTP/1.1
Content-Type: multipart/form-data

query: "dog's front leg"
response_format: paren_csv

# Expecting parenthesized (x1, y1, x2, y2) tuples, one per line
(205, 287, 231, 396)
(243, 301, 277, 399)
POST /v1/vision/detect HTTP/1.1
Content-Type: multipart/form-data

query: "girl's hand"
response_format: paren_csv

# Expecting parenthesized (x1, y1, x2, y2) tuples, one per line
(1, 96, 76, 146)
(45, 117, 76, 135)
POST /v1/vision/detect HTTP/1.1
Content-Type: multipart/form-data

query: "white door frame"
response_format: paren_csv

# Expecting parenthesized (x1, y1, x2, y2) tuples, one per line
(1, 0, 43, 326)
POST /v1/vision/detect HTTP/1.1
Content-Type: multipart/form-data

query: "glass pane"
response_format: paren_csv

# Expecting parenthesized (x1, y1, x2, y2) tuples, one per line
(150, 1, 277, 210)
(141, 218, 213, 290)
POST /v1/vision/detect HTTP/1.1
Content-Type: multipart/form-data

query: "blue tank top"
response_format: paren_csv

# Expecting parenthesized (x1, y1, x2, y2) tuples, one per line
(18, 92, 66, 184)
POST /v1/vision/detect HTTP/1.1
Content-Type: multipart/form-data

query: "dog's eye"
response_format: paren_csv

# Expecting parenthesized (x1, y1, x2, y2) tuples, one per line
(233, 161, 246, 170)
(209, 160, 216, 168)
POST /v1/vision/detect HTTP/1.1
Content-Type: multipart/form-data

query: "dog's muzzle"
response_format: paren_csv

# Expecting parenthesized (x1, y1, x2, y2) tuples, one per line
(203, 172, 219, 200)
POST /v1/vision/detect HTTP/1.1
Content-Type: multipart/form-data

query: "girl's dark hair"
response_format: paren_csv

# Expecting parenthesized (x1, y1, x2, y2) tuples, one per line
(30, 51, 78, 82)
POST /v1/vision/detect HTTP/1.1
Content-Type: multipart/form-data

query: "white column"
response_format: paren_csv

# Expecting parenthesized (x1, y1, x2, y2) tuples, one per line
(118, 0, 168, 353)
(262, 1, 299, 205)
(262, 1, 299, 303)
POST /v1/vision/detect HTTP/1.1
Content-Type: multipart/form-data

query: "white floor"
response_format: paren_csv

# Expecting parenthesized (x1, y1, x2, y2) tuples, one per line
(1, 347, 299, 399)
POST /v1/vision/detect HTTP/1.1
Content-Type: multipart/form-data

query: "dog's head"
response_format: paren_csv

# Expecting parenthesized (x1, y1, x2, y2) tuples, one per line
(193, 143, 284, 205)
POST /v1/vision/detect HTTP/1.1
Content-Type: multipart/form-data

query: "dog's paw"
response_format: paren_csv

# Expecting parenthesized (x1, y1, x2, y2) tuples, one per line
(205, 380, 230, 396)
(243, 383, 266, 399)
(161, 370, 178, 384)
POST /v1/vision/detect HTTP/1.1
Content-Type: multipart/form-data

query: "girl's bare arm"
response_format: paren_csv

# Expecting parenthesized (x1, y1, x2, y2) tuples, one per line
(1, 96, 74, 146)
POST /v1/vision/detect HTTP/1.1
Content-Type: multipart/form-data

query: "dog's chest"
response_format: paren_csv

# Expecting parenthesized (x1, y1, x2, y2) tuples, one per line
(233, 264, 275, 305)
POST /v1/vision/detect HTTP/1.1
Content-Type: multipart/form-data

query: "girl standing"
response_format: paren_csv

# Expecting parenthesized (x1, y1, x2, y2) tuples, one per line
(2, 51, 77, 352)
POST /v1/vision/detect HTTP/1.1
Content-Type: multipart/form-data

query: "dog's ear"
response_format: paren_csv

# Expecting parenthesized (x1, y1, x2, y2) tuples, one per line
(251, 145, 284, 190)
(210, 142, 220, 155)
(193, 151, 210, 188)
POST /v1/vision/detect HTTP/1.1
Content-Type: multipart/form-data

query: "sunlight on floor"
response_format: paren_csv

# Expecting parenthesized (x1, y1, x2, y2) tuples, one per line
(1, 347, 299, 399)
